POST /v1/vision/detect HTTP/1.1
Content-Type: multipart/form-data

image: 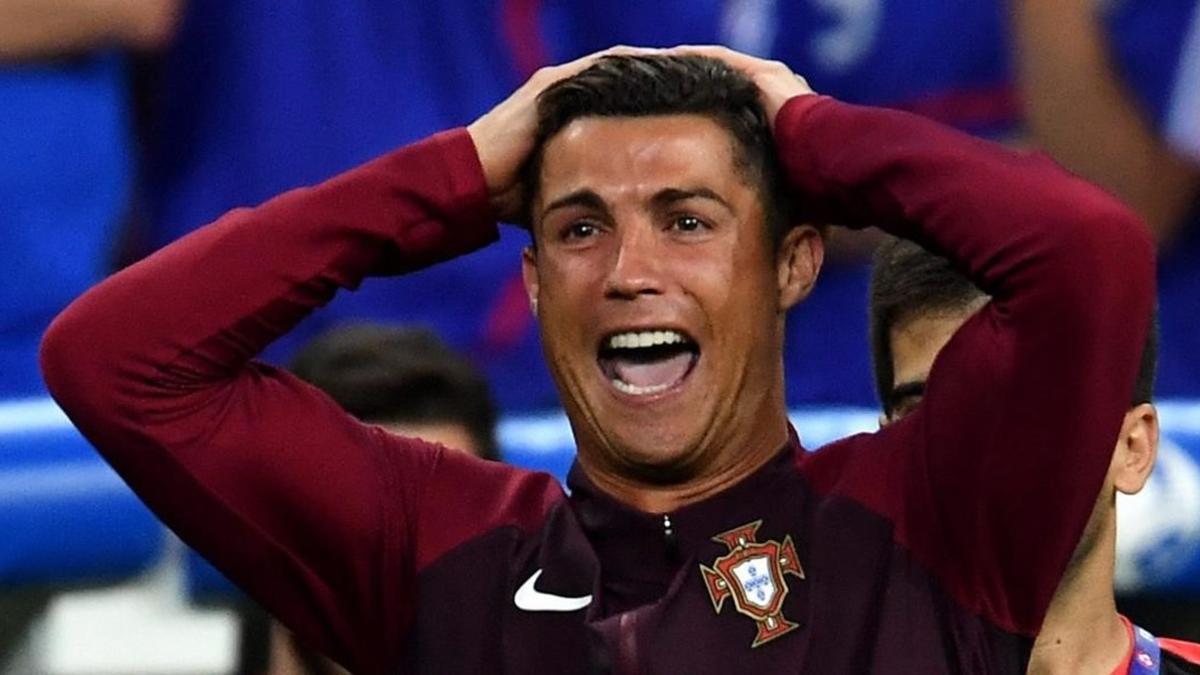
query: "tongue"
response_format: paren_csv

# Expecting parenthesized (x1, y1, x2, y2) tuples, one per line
(612, 351, 693, 389)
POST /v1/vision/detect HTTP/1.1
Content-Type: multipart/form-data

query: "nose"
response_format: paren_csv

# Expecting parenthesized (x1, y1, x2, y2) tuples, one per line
(603, 221, 665, 301)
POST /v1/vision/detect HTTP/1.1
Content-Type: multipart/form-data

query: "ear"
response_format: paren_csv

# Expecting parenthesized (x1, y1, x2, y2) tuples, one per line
(877, 413, 891, 430)
(521, 246, 540, 317)
(776, 225, 824, 312)
(1112, 403, 1159, 495)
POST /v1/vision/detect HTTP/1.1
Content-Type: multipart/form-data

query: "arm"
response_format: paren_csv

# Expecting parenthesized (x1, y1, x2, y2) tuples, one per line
(0, 0, 181, 60)
(40, 130, 511, 673)
(681, 45, 1154, 635)
(779, 97, 1155, 634)
(1011, 0, 1199, 244)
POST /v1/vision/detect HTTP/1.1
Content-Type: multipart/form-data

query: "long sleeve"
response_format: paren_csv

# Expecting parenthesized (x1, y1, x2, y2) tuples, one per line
(784, 97, 1156, 635)
(39, 129, 562, 674)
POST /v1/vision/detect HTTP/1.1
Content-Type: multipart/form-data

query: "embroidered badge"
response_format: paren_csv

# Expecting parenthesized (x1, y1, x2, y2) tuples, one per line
(699, 520, 804, 647)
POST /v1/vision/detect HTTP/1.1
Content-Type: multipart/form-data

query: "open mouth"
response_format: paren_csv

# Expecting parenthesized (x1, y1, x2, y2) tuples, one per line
(597, 329, 700, 397)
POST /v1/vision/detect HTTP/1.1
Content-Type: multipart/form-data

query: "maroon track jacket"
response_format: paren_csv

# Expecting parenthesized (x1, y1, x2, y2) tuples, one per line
(41, 96, 1156, 674)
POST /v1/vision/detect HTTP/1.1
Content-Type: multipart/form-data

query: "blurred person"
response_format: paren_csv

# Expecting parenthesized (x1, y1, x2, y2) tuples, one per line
(287, 324, 499, 461)
(1010, 0, 1200, 400)
(1011, 0, 1199, 245)
(0, 0, 181, 396)
(41, 45, 1155, 674)
(254, 324, 498, 675)
(869, 238, 1200, 675)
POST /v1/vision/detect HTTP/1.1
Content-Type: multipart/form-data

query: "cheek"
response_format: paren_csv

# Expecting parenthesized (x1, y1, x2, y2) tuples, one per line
(698, 253, 775, 320)
(536, 256, 603, 340)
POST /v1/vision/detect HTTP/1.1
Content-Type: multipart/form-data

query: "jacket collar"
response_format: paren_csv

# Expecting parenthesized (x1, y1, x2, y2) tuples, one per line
(565, 427, 806, 615)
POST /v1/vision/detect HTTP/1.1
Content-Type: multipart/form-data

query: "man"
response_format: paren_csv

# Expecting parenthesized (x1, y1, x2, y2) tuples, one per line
(40, 46, 1154, 673)
(869, 238, 1200, 674)
(256, 324, 499, 675)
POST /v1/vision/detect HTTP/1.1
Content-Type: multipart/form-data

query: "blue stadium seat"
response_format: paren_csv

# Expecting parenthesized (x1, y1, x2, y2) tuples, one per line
(0, 399, 162, 585)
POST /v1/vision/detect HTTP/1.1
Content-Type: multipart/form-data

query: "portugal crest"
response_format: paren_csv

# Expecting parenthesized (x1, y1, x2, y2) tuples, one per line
(699, 520, 804, 647)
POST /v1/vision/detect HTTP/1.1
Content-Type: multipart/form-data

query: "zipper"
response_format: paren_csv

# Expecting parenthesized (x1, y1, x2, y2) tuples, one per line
(662, 513, 679, 561)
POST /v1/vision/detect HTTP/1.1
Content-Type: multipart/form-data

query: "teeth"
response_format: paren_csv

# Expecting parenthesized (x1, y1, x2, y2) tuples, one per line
(606, 330, 687, 350)
(611, 379, 674, 396)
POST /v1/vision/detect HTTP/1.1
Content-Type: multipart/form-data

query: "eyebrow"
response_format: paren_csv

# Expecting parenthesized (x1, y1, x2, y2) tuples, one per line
(888, 380, 927, 411)
(540, 186, 734, 220)
(541, 189, 608, 219)
(651, 187, 734, 212)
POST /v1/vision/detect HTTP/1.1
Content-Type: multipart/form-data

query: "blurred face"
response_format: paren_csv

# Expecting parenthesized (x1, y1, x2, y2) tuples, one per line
(523, 115, 821, 486)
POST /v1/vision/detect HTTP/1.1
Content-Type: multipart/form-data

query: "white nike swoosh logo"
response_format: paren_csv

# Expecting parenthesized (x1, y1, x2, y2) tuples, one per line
(514, 569, 592, 612)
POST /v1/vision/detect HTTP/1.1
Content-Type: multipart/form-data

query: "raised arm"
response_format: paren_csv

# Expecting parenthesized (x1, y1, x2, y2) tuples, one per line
(39, 129, 507, 673)
(686, 45, 1155, 636)
(785, 98, 1154, 636)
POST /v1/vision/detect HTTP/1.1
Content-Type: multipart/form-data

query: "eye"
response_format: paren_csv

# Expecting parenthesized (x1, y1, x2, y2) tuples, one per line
(890, 397, 921, 421)
(563, 221, 600, 242)
(669, 215, 709, 233)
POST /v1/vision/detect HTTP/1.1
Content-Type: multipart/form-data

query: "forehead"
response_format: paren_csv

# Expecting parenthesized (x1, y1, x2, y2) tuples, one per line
(888, 312, 971, 386)
(536, 114, 748, 207)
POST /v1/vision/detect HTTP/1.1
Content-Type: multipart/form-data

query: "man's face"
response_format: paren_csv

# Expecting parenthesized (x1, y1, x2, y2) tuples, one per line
(522, 114, 819, 483)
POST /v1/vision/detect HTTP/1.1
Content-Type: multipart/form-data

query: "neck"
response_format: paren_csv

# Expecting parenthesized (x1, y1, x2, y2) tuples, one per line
(581, 399, 791, 514)
(1028, 506, 1127, 675)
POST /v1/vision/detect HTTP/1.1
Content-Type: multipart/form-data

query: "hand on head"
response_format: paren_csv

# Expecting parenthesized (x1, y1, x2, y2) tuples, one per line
(467, 45, 815, 222)
(668, 45, 816, 125)
(467, 46, 662, 221)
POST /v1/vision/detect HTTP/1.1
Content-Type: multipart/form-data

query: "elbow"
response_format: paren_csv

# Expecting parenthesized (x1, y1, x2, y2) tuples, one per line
(1087, 199, 1156, 289)
(40, 302, 91, 408)
(1049, 176, 1156, 281)
(1049, 196, 1156, 321)
(39, 294, 119, 421)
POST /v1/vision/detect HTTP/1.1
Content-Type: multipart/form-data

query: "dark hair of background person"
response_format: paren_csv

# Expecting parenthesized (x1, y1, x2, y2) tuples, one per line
(520, 53, 795, 245)
(868, 237, 1159, 417)
(288, 324, 500, 461)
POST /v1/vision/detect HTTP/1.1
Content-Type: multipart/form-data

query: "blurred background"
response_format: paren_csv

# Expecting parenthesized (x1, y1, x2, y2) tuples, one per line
(1, 0, 1198, 672)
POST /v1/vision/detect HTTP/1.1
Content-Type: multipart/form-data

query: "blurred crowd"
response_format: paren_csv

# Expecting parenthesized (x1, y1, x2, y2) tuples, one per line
(3, 0, 1197, 411)
(2, 0, 1199, 672)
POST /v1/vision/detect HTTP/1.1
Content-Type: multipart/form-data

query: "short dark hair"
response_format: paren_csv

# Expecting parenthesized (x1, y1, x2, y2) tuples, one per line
(868, 237, 1158, 416)
(289, 324, 500, 460)
(522, 53, 793, 244)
